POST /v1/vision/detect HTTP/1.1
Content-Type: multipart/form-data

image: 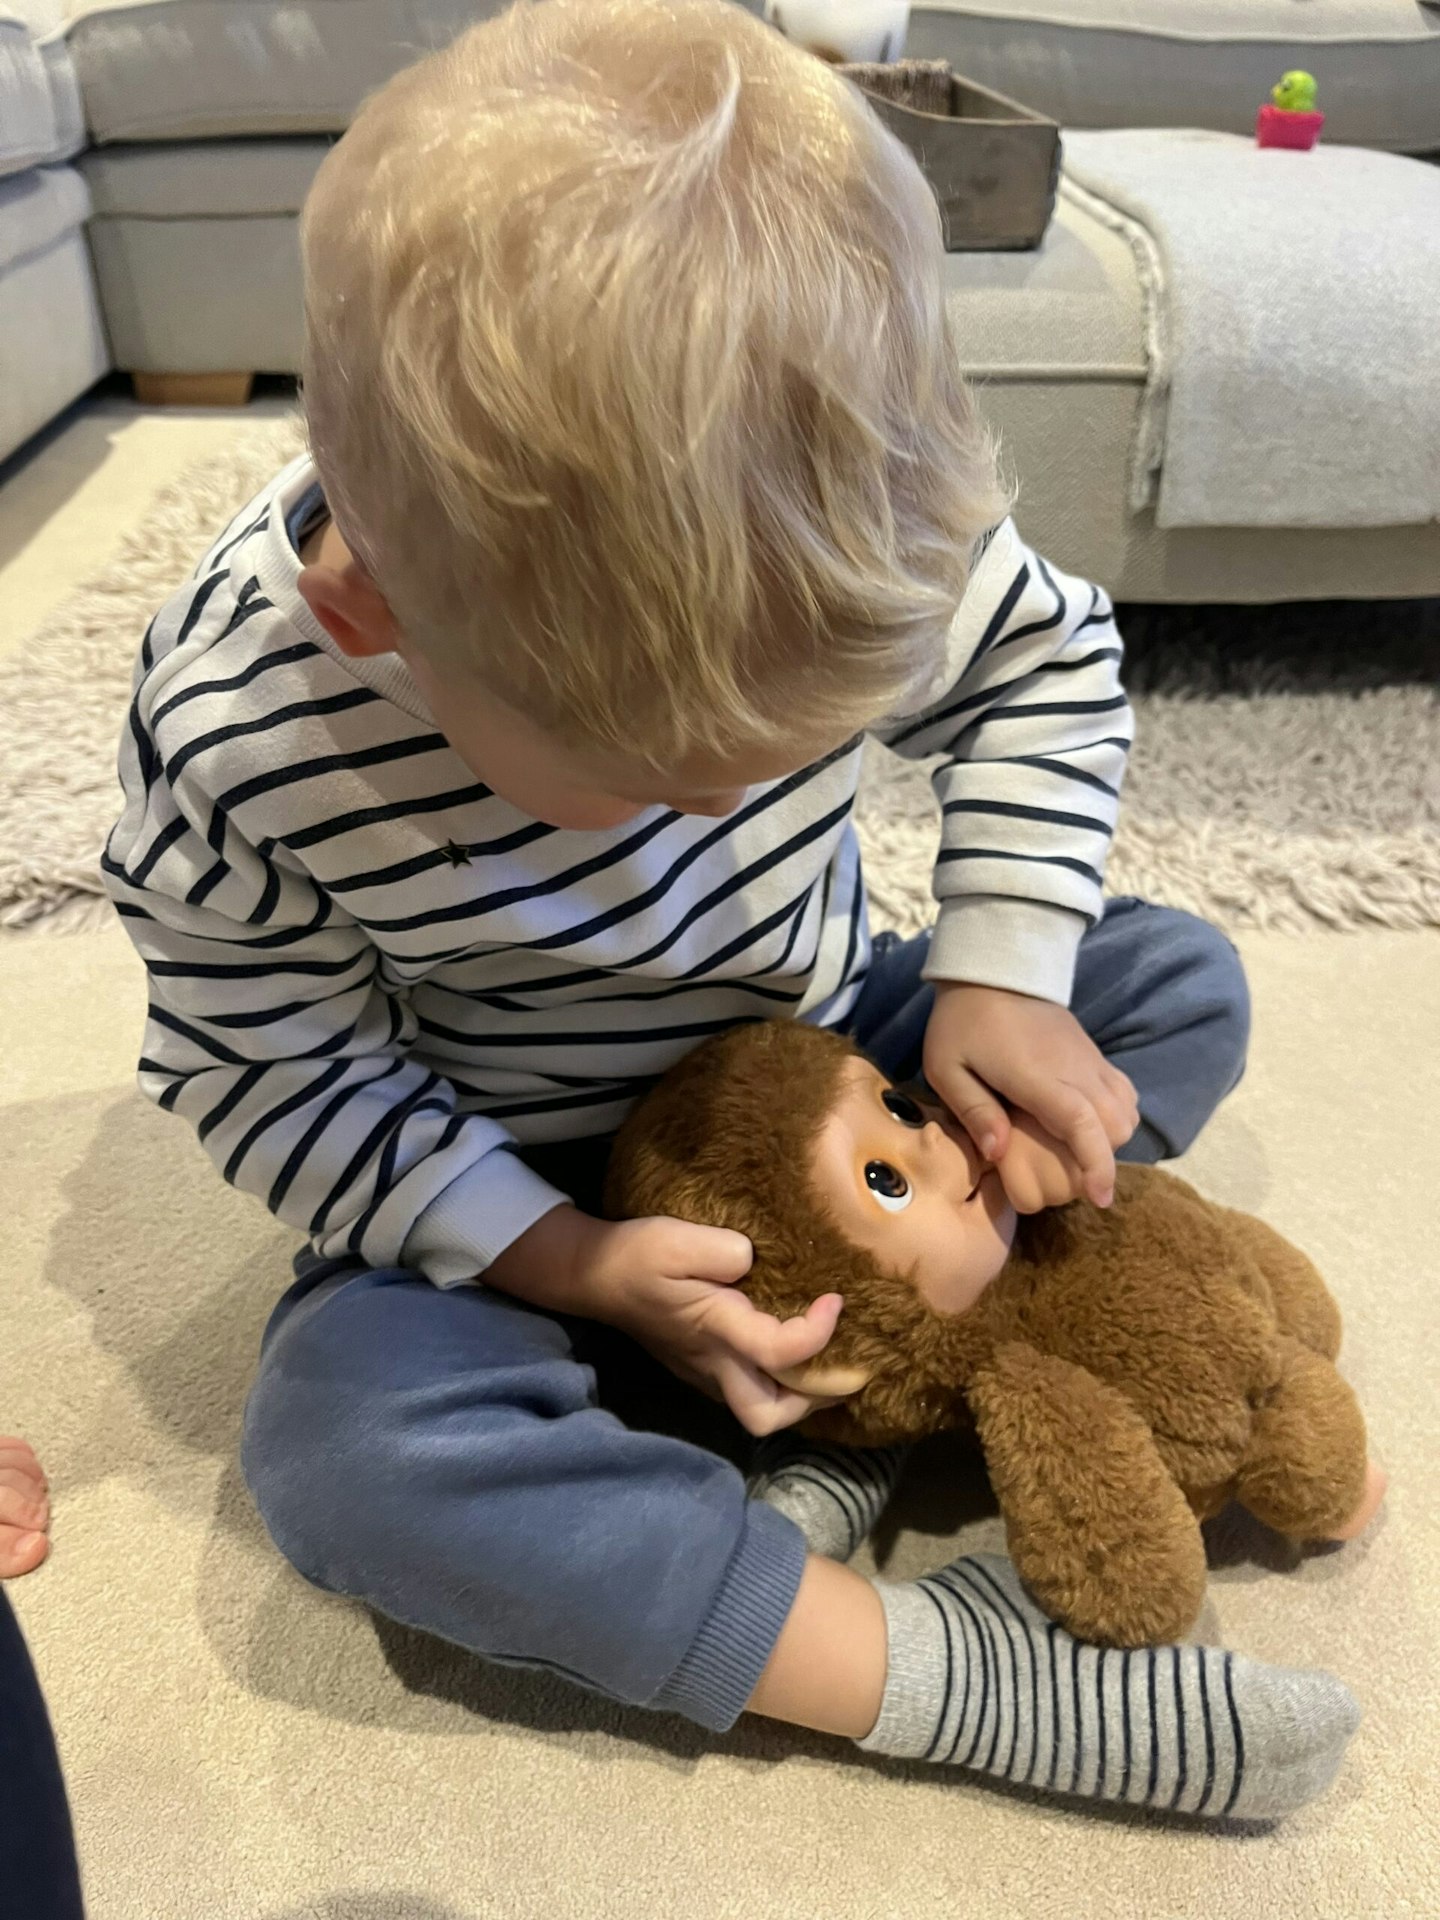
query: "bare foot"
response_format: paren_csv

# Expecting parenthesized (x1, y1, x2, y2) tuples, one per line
(0, 1436, 51, 1577)
(1329, 1457, 1388, 1542)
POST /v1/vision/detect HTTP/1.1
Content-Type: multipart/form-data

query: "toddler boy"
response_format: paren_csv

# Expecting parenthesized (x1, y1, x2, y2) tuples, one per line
(106, 0, 1356, 1816)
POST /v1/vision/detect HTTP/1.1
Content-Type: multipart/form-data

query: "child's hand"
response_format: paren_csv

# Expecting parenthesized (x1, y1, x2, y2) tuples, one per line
(586, 1216, 845, 1437)
(924, 983, 1138, 1207)
(995, 1111, 1088, 1214)
(0, 1437, 51, 1578)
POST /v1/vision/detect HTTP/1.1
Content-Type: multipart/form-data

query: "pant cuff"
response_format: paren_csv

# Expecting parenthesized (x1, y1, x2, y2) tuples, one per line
(649, 1498, 808, 1733)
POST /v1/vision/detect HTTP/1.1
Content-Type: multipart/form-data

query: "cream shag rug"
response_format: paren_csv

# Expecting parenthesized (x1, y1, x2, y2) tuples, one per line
(3, 415, 1438, 934)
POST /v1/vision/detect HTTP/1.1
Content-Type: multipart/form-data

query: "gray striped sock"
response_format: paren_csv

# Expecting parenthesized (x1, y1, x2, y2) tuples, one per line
(859, 1554, 1359, 1821)
(750, 1439, 908, 1561)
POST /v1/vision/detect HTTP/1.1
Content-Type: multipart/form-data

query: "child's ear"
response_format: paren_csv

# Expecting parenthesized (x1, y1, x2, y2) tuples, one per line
(772, 1359, 875, 1399)
(298, 556, 401, 660)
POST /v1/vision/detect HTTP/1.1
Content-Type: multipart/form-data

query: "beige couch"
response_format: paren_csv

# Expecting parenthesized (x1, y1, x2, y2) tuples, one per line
(0, 0, 107, 462)
(29, 1, 1440, 597)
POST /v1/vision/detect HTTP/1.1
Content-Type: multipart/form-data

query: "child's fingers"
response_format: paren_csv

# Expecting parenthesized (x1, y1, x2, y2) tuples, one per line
(928, 1061, 1009, 1162)
(1104, 1062, 1139, 1114)
(0, 1444, 45, 1489)
(1094, 1066, 1140, 1147)
(715, 1291, 843, 1376)
(0, 1473, 48, 1523)
(1093, 1082, 1138, 1150)
(997, 1160, 1045, 1214)
(1027, 1086, 1116, 1205)
(715, 1358, 831, 1438)
(998, 1141, 1080, 1212)
(667, 1219, 754, 1285)
(0, 1525, 49, 1579)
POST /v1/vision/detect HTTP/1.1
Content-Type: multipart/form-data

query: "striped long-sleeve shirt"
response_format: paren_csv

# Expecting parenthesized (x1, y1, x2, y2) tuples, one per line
(104, 453, 1131, 1286)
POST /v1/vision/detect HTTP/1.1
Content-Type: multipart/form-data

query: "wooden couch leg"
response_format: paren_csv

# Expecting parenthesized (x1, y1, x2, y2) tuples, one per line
(132, 372, 255, 407)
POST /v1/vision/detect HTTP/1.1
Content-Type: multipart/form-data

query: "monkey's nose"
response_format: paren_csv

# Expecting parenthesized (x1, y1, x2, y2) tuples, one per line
(925, 1117, 981, 1188)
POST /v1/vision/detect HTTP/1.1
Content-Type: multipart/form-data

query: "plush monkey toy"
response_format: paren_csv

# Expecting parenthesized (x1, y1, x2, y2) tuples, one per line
(604, 1019, 1384, 1646)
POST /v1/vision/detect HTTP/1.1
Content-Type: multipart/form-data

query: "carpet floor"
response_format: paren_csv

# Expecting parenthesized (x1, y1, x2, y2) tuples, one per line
(2, 416, 1438, 935)
(4, 920, 1436, 1920)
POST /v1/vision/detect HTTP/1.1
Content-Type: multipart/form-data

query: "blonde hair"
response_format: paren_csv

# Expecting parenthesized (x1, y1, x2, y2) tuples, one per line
(302, 0, 1008, 769)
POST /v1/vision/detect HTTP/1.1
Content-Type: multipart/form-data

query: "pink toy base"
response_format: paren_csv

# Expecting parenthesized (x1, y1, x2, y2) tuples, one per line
(1256, 105, 1325, 150)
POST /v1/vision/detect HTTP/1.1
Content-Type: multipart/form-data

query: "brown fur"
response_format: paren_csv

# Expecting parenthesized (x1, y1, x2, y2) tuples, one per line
(605, 1019, 1369, 1646)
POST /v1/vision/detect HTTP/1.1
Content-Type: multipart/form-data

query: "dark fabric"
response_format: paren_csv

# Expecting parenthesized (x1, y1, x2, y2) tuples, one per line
(283, 479, 329, 553)
(0, 1588, 85, 1919)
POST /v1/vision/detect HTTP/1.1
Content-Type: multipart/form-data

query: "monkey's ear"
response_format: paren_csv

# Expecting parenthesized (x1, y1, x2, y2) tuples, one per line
(772, 1359, 875, 1399)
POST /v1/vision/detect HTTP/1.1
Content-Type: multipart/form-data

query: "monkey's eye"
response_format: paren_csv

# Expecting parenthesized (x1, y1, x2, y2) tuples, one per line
(865, 1160, 913, 1212)
(882, 1089, 925, 1128)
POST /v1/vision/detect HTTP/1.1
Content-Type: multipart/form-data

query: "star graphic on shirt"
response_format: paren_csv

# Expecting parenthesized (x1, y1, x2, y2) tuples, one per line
(440, 840, 474, 868)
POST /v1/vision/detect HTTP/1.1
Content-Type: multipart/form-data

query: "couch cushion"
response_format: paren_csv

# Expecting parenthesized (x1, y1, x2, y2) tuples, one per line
(63, 0, 1440, 149)
(0, 10, 82, 174)
(79, 130, 1146, 393)
(0, 200, 109, 463)
(0, 159, 90, 274)
(38, 28, 85, 155)
(8, 0, 66, 29)
(0, 10, 59, 173)
(66, 0, 501, 141)
(80, 136, 325, 212)
(942, 185, 1145, 380)
(908, 0, 1440, 153)
(76, 128, 1147, 379)
(62, 0, 766, 142)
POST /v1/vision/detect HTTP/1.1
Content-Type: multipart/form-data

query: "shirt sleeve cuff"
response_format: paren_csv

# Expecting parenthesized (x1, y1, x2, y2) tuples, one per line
(922, 896, 1086, 1006)
(402, 1150, 571, 1288)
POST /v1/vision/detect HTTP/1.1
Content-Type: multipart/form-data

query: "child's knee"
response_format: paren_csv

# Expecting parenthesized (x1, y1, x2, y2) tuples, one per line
(239, 1269, 591, 1593)
(1112, 905, 1251, 1160)
(240, 1361, 352, 1589)
(1175, 914, 1251, 1097)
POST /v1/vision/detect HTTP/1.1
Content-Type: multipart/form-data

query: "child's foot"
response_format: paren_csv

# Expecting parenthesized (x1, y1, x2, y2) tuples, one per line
(861, 1553, 1358, 1820)
(0, 1437, 51, 1577)
(1329, 1457, 1388, 1542)
(751, 1436, 908, 1562)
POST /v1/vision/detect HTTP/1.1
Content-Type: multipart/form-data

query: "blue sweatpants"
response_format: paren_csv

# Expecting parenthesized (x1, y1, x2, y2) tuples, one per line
(241, 900, 1248, 1732)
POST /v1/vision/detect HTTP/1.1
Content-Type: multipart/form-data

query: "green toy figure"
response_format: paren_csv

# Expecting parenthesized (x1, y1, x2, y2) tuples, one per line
(1258, 70, 1324, 149)
(1271, 70, 1318, 113)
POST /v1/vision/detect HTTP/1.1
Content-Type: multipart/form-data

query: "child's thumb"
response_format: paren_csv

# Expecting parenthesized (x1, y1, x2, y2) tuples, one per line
(935, 1064, 1009, 1162)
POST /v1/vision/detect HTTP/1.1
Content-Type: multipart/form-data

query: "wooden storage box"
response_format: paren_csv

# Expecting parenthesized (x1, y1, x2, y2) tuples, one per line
(842, 62, 1061, 252)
